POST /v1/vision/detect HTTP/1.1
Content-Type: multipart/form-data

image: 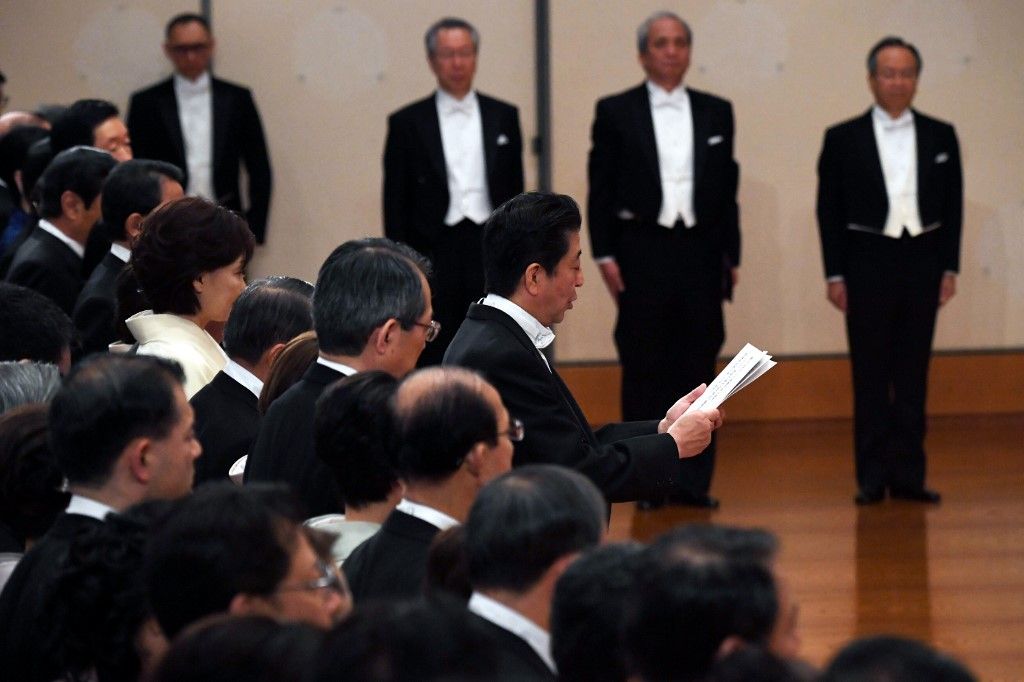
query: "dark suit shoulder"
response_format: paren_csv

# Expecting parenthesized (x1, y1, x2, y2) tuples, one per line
(129, 77, 174, 101)
(824, 110, 873, 137)
(596, 82, 647, 108)
(686, 86, 733, 109)
(343, 510, 438, 602)
(476, 91, 519, 112)
(388, 94, 438, 124)
(211, 76, 255, 96)
(911, 108, 956, 133)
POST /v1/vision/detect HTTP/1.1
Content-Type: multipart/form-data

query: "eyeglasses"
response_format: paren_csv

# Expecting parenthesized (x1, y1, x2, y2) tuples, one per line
(411, 319, 441, 343)
(276, 559, 347, 596)
(498, 417, 525, 443)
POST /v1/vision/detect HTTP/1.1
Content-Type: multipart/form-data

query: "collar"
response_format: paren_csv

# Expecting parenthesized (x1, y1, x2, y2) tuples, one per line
(395, 498, 459, 531)
(222, 359, 264, 398)
(37, 219, 84, 258)
(482, 294, 555, 350)
(109, 242, 131, 263)
(436, 89, 479, 116)
(872, 105, 913, 131)
(647, 80, 689, 109)
(65, 494, 116, 521)
(468, 592, 556, 673)
(316, 356, 358, 377)
(174, 71, 211, 96)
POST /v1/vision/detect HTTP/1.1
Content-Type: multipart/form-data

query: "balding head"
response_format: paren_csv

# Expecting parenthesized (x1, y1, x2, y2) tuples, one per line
(0, 111, 49, 137)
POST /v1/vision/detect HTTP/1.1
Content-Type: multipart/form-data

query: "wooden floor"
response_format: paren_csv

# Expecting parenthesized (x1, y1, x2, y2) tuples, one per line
(607, 414, 1024, 679)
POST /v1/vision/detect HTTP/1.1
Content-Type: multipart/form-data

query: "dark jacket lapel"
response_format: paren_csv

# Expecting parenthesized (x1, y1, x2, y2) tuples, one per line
(415, 96, 448, 183)
(479, 94, 499, 180)
(211, 78, 231, 196)
(157, 79, 186, 166)
(632, 84, 661, 183)
(855, 109, 889, 202)
(689, 88, 709, 189)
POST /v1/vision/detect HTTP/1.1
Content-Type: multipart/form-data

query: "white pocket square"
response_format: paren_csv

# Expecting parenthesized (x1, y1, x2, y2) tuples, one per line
(935, 152, 949, 163)
(708, 135, 724, 146)
(497, 134, 509, 146)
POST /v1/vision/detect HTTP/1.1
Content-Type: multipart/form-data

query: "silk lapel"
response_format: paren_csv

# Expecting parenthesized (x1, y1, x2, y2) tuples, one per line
(689, 89, 709, 189)
(416, 97, 448, 183)
(479, 94, 498, 180)
(211, 79, 230, 187)
(857, 110, 889, 202)
(912, 109, 935, 194)
(633, 85, 661, 183)
(159, 81, 186, 166)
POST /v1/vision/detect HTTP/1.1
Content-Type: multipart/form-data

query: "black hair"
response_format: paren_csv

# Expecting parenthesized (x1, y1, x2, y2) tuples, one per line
(424, 17, 480, 57)
(20, 136, 53, 212)
(131, 196, 255, 315)
(483, 191, 581, 297)
(821, 635, 976, 682)
(166, 12, 211, 39)
(0, 125, 49, 205)
(705, 647, 804, 682)
(49, 99, 120, 154)
(0, 404, 70, 550)
(155, 616, 324, 682)
(48, 354, 185, 486)
(867, 36, 922, 75)
(0, 282, 77, 365)
(223, 277, 314, 366)
(313, 238, 431, 356)
(101, 159, 183, 242)
(551, 542, 645, 682)
(314, 371, 399, 508)
(313, 596, 500, 682)
(625, 559, 778, 682)
(647, 523, 779, 569)
(465, 464, 606, 593)
(35, 145, 117, 219)
(144, 482, 305, 638)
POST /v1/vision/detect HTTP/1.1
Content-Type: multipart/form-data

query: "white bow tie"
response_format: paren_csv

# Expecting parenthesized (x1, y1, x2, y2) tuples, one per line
(652, 91, 687, 110)
(882, 117, 913, 132)
(443, 101, 473, 116)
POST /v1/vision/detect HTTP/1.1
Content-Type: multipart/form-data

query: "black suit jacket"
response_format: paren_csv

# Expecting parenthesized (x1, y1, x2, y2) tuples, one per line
(342, 509, 438, 603)
(244, 362, 343, 516)
(382, 92, 523, 254)
(587, 83, 740, 269)
(0, 513, 104, 681)
(191, 370, 261, 486)
(72, 250, 125, 355)
(4, 226, 83, 315)
(443, 304, 681, 503)
(816, 108, 963, 278)
(471, 613, 557, 681)
(127, 76, 272, 242)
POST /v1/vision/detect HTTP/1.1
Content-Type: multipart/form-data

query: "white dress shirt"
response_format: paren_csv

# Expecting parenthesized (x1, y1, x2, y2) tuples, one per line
(174, 72, 214, 200)
(648, 81, 695, 229)
(37, 219, 84, 258)
(222, 359, 264, 398)
(395, 498, 459, 531)
(109, 242, 131, 264)
(436, 89, 492, 226)
(468, 591, 557, 673)
(316, 356, 358, 377)
(872, 105, 923, 239)
(65, 494, 117, 521)
(481, 294, 555, 371)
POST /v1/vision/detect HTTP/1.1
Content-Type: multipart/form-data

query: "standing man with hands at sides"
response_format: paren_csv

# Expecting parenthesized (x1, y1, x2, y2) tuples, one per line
(444, 191, 723, 505)
(817, 37, 962, 506)
(587, 11, 740, 509)
(383, 17, 524, 366)
(128, 13, 273, 244)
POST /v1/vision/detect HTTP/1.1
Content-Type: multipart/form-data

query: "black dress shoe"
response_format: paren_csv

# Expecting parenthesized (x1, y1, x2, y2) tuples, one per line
(854, 488, 885, 505)
(889, 487, 941, 503)
(668, 493, 720, 509)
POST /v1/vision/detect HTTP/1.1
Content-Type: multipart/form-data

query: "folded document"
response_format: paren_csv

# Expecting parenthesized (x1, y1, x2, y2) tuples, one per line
(684, 343, 776, 413)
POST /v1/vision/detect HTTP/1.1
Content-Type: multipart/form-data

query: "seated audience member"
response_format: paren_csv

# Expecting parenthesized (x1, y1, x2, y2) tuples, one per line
(47, 501, 175, 682)
(443, 191, 722, 503)
(155, 616, 324, 682)
(191, 276, 313, 485)
(0, 405, 70, 584)
(309, 371, 402, 564)
(127, 196, 255, 398)
(465, 464, 607, 680)
(5, 146, 117, 314)
(258, 330, 318, 415)
(0, 110, 51, 137)
(0, 124, 49, 252)
(550, 542, 645, 682)
(246, 237, 432, 516)
(424, 525, 471, 602)
(343, 367, 516, 602)
(313, 597, 501, 682)
(0, 282, 77, 373)
(625, 554, 778, 681)
(0, 362, 61, 413)
(73, 159, 184, 355)
(0, 136, 54, 279)
(820, 635, 976, 682)
(0, 354, 200, 680)
(145, 483, 349, 638)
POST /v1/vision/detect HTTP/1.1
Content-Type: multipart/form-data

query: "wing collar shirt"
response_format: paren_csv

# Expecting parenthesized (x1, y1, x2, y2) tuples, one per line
(109, 242, 131, 264)
(872, 105, 923, 238)
(174, 71, 215, 201)
(65, 494, 116, 521)
(436, 89, 492, 226)
(648, 81, 695, 229)
(394, 498, 459, 531)
(37, 219, 84, 258)
(468, 591, 557, 673)
(222, 359, 264, 399)
(481, 294, 555, 372)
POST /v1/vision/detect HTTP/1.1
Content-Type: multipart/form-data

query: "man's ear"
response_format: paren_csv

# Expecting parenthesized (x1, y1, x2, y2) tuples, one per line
(262, 342, 288, 367)
(374, 319, 401, 354)
(228, 592, 274, 618)
(462, 441, 488, 478)
(522, 263, 544, 296)
(60, 190, 84, 220)
(715, 635, 745, 660)
(124, 212, 145, 243)
(125, 437, 153, 484)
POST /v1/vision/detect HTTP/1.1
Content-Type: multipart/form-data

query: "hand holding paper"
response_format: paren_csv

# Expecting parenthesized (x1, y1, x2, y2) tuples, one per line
(683, 343, 777, 415)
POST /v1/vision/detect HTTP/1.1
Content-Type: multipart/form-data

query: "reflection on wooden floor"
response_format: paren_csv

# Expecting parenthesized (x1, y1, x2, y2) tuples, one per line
(607, 414, 1024, 679)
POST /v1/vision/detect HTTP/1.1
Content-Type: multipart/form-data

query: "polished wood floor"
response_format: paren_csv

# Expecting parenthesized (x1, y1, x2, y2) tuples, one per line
(607, 414, 1024, 680)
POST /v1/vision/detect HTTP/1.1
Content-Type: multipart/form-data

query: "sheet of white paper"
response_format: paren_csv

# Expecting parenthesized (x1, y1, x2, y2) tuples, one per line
(684, 343, 775, 413)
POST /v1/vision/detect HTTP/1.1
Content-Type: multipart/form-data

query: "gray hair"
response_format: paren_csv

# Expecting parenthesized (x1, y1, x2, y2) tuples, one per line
(425, 17, 480, 57)
(637, 11, 692, 54)
(0, 362, 62, 414)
